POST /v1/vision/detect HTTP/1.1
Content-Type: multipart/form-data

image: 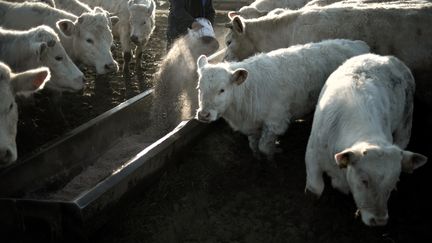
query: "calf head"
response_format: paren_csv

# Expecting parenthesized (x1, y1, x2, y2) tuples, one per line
(128, 0, 155, 46)
(335, 143, 427, 226)
(223, 15, 256, 61)
(0, 62, 50, 168)
(57, 8, 119, 74)
(32, 26, 84, 91)
(195, 55, 248, 123)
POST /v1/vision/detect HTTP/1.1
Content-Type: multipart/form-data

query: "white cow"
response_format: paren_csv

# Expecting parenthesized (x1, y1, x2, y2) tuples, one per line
(53, 0, 92, 16)
(305, 54, 428, 226)
(4, 0, 55, 7)
(0, 62, 50, 168)
(0, 1, 119, 75)
(236, 0, 309, 18)
(80, 0, 156, 69)
(196, 39, 369, 160)
(0, 26, 84, 92)
(223, 2, 432, 105)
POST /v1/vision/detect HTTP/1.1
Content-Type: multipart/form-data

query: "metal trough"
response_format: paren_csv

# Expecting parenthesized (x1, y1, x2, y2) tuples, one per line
(0, 89, 208, 241)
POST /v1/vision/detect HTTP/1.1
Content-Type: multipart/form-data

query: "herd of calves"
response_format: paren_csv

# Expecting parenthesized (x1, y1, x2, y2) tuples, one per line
(0, 0, 156, 165)
(1, 0, 431, 228)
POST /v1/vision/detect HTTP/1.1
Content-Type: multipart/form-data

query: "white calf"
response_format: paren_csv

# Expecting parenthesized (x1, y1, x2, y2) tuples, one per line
(80, 0, 156, 68)
(196, 39, 369, 160)
(305, 54, 428, 226)
(0, 1, 119, 75)
(0, 26, 84, 92)
(0, 62, 50, 168)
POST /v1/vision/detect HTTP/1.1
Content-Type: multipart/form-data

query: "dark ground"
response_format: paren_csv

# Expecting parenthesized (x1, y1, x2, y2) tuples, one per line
(89, 100, 431, 243)
(9, 6, 432, 243)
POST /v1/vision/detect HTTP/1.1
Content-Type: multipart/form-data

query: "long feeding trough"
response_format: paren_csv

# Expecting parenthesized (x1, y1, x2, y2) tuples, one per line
(0, 90, 209, 240)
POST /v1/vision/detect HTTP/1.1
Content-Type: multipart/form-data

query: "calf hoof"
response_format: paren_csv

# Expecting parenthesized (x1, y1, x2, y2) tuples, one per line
(252, 150, 263, 161)
(304, 188, 321, 204)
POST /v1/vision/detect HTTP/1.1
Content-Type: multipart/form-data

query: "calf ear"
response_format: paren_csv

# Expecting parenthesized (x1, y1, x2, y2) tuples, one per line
(232, 16, 245, 34)
(148, 0, 155, 13)
(57, 19, 76, 37)
(335, 149, 361, 169)
(231, 69, 248, 85)
(128, 0, 135, 8)
(110, 16, 120, 26)
(197, 55, 208, 69)
(401, 151, 428, 173)
(228, 11, 239, 20)
(10, 67, 51, 95)
(93, 7, 104, 13)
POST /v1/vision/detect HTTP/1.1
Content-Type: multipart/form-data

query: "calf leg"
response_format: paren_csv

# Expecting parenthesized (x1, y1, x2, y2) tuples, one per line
(135, 45, 143, 69)
(305, 150, 325, 197)
(120, 31, 133, 72)
(258, 126, 279, 161)
(248, 132, 261, 160)
(258, 120, 289, 161)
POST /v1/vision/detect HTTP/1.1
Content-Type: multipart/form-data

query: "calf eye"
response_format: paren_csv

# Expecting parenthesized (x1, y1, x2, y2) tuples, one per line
(8, 103, 13, 112)
(142, 21, 146, 25)
(219, 89, 225, 94)
(226, 40, 232, 46)
(86, 38, 94, 44)
(55, 56, 63, 61)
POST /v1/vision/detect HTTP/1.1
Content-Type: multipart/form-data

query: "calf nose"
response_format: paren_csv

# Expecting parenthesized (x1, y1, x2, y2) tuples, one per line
(198, 111, 210, 121)
(130, 35, 139, 44)
(369, 216, 388, 226)
(0, 148, 13, 164)
(104, 62, 118, 72)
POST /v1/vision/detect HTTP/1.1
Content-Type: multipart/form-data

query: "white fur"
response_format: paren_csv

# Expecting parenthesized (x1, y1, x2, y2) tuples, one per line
(4, 0, 55, 7)
(224, 1, 432, 105)
(80, 0, 156, 66)
(305, 53, 428, 226)
(304, 0, 432, 8)
(53, 0, 92, 15)
(237, 0, 310, 18)
(0, 1, 118, 74)
(196, 39, 369, 160)
(0, 26, 84, 91)
(0, 62, 50, 168)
